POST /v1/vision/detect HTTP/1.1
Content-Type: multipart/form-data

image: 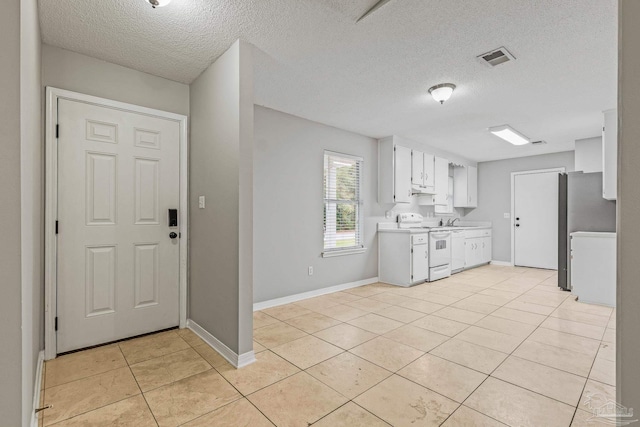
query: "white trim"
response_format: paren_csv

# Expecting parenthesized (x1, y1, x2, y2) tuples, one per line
(490, 260, 514, 267)
(187, 319, 257, 368)
(510, 167, 565, 267)
(253, 277, 379, 311)
(30, 351, 44, 427)
(321, 247, 367, 258)
(44, 87, 188, 360)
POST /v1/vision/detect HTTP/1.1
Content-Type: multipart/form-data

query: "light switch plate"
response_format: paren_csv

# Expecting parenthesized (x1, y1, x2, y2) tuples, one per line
(199, 196, 205, 209)
(503, 212, 510, 219)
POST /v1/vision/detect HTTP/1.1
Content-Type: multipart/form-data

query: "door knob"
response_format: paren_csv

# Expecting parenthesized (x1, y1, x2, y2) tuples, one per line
(515, 224, 520, 227)
(516, 217, 520, 221)
(169, 232, 178, 239)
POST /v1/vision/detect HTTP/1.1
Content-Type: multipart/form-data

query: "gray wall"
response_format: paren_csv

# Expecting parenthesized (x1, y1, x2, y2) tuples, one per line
(465, 151, 575, 263)
(189, 40, 254, 356)
(618, 0, 639, 413)
(1, 0, 23, 424)
(253, 106, 384, 303)
(42, 44, 189, 116)
(21, 0, 43, 424)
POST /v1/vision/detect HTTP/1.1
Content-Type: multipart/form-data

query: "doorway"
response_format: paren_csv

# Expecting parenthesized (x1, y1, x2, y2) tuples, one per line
(45, 88, 188, 358)
(511, 168, 564, 269)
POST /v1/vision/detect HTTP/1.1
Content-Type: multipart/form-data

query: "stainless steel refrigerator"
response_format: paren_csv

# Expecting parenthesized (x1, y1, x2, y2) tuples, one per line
(558, 172, 616, 290)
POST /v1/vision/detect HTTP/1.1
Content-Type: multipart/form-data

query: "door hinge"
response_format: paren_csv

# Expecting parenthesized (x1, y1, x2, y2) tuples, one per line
(55, 220, 59, 235)
(54, 317, 58, 331)
(56, 124, 59, 139)
(411, 248, 413, 253)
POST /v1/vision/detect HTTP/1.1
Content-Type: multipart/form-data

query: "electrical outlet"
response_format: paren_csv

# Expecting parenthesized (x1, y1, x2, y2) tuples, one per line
(503, 212, 510, 219)
(199, 196, 205, 209)
(385, 210, 393, 219)
(308, 266, 313, 276)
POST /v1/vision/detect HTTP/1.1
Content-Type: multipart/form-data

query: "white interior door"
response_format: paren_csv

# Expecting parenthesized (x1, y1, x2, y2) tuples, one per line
(56, 98, 181, 353)
(514, 171, 559, 269)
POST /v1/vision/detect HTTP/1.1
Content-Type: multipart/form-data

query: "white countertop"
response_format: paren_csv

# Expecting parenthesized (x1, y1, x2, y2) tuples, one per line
(570, 231, 617, 239)
(378, 221, 492, 233)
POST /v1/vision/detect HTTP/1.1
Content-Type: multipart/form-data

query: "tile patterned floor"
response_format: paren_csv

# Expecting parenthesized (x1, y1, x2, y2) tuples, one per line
(38, 265, 616, 427)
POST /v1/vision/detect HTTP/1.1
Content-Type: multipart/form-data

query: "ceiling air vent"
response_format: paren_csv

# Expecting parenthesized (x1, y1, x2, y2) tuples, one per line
(477, 47, 516, 67)
(531, 140, 547, 145)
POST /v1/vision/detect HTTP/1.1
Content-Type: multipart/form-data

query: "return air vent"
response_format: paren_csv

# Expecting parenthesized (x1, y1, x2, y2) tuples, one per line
(531, 140, 547, 145)
(477, 47, 516, 67)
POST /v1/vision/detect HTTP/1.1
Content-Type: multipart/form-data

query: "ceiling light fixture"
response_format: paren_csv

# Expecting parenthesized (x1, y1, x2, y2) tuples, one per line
(428, 83, 456, 104)
(145, 0, 171, 8)
(488, 125, 530, 145)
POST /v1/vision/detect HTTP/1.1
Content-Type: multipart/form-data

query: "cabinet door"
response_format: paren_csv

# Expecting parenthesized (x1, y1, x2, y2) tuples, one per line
(464, 239, 474, 267)
(424, 153, 435, 191)
(411, 150, 424, 187)
(434, 156, 449, 205)
(468, 166, 478, 207)
(481, 237, 492, 263)
(394, 145, 412, 203)
(465, 238, 482, 267)
(412, 244, 429, 282)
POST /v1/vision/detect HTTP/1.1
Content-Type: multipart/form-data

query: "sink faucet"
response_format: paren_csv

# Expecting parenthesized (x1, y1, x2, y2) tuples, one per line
(446, 218, 460, 226)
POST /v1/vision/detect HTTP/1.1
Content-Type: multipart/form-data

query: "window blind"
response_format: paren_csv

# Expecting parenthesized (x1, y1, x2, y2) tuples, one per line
(323, 151, 364, 252)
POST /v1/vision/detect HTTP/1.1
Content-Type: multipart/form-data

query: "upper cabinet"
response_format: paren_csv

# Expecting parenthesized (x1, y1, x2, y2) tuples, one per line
(411, 150, 436, 193)
(453, 165, 478, 208)
(602, 109, 617, 200)
(434, 157, 449, 205)
(379, 137, 412, 203)
(379, 136, 466, 208)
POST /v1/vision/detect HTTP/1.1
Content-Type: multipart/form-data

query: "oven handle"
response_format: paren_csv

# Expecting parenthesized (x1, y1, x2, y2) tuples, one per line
(430, 232, 451, 239)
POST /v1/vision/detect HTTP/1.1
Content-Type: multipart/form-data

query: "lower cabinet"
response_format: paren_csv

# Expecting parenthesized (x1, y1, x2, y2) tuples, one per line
(464, 229, 492, 269)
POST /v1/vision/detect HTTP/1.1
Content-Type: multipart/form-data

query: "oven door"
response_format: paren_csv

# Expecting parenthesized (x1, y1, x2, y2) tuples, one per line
(429, 231, 452, 267)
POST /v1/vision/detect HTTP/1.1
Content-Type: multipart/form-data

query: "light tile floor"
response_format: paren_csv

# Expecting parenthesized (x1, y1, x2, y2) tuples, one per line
(39, 265, 616, 426)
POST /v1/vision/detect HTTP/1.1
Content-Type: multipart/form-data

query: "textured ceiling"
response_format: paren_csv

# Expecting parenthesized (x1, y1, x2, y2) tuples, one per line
(39, 0, 617, 161)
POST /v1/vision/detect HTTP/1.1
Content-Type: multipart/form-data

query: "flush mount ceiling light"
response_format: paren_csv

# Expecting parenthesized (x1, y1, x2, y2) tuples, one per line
(145, 0, 171, 8)
(488, 125, 530, 145)
(428, 83, 456, 104)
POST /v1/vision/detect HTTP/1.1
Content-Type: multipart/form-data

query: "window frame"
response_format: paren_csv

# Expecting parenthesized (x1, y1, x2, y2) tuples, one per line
(322, 150, 366, 258)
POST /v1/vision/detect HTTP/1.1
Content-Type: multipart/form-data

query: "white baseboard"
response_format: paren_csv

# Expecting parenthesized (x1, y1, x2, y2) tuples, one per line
(253, 277, 379, 311)
(30, 350, 44, 427)
(186, 319, 256, 368)
(491, 260, 514, 267)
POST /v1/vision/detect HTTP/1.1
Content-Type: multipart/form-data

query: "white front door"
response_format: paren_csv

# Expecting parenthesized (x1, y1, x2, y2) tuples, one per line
(514, 171, 559, 269)
(56, 98, 181, 353)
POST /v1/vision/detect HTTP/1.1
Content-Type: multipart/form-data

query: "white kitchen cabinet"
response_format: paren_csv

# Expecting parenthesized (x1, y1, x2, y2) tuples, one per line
(464, 228, 492, 268)
(411, 235, 430, 283)
(435, 176, 454, 214)
(411, 151, 436, 194)
(602, 109, 617, 200)
(453, 165, 478, 208)
(378, 137, 412, 203)
(378, 231, 429, 286)
(411, 149, 424, 190)
(434, 156, 449, 205)
(424, 153, 435, 192)
(570, 232, 616, 307)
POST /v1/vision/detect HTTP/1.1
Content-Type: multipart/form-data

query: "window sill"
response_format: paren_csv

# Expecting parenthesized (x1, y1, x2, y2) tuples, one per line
(322, 247, 367, 258)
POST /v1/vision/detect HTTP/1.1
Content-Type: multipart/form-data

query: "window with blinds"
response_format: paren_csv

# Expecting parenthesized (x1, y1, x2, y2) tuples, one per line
(323, 151, 364, 255)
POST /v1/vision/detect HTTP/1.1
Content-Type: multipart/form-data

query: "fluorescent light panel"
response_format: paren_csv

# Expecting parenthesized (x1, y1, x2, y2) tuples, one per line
(488, 125, 530, 145)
